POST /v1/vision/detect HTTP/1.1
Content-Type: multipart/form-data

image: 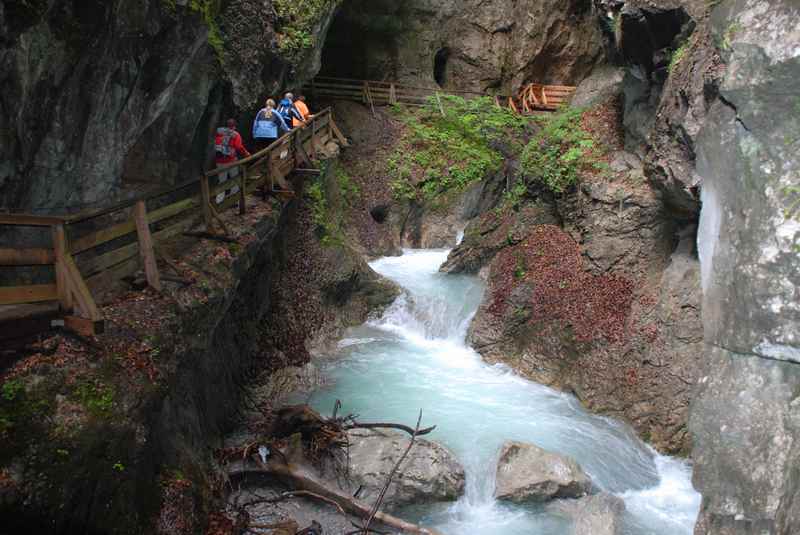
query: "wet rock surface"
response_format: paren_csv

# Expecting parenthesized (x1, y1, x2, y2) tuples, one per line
(690, 0, 800, 533)
(494, 441, 592, 503)
(341, 429, 466, 510)
(547, 493, 626, 535)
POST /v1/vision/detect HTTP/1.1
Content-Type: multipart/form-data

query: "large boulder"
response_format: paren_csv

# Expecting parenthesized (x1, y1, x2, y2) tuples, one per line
(494, 441, 592, 503)
(343, 429, 465, 510)
(548, 493, 626, 535)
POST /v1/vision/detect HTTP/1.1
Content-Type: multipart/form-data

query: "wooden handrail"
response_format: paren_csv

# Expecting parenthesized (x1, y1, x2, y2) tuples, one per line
(1, 105, 342, 339)
(0, 214, 67, 226)
(206, 108, 331, 177)
(312, 76, 487, 97)
(18, 108, 332, 226)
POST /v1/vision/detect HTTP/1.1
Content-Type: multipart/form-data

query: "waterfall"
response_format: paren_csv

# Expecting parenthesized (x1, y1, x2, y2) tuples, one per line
(309, 249, 700, 534)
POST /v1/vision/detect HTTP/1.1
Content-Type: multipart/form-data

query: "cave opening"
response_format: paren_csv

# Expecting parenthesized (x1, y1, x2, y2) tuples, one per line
(434, 47, 450, 87)
(319, 0, 408, 81)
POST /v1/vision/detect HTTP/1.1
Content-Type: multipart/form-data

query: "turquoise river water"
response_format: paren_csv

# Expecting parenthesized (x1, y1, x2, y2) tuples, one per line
(308, 248, 700, 535)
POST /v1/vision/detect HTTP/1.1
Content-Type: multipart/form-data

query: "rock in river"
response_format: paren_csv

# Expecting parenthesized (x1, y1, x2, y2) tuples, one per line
(494, 441, 592, 503)
(548, 493, 626, 535)
(344, 429, 465, 510)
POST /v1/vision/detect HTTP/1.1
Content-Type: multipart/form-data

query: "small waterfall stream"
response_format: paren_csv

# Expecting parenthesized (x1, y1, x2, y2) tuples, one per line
(307, 249, 700, 534)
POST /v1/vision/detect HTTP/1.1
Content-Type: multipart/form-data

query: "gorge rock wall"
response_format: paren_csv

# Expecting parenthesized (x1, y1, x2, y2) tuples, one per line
(322, 0, 605, 94)
(690, 1, 800, 533)
(0, 0, 337, 214)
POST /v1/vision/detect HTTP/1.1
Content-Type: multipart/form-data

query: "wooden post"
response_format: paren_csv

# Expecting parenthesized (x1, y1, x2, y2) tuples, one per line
(309, 116, 317, 161)
(390, 83, 397, 105)
(51, 224, 72, 312)
(133, 200, 162, 291)
(200, 175, 213, 231)
(239, 166, 247, 215)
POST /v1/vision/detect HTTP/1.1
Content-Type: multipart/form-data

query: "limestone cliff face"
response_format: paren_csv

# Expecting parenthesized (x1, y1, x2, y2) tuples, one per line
(0, 0, 338, 214)
(322, 0, 604, 93)
(690, 1, 800, 533)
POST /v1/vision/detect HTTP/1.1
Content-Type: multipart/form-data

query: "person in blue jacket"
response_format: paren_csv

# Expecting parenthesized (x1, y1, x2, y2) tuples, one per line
(253, 99, 289, 152)
(277, 92, 306, 130)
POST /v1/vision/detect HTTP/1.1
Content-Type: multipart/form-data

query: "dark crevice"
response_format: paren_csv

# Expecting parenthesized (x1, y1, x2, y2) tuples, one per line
(434, 47, 450, 87)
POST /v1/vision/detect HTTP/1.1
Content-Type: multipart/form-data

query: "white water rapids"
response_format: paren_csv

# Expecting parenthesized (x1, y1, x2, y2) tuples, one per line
(308, 248, 700, 534)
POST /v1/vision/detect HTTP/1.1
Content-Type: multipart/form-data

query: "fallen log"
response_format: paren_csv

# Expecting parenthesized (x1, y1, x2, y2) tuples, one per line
(229, 456, 445, 535)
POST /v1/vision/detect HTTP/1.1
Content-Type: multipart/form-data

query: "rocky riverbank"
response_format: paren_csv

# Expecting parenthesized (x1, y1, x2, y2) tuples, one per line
(0, 158, 399, 534)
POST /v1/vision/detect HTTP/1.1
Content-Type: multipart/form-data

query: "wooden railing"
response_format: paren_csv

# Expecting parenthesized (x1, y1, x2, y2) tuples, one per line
(507, 83, 577, 113)
(306, 76, 486, 108)
(0, 108, 345, 336)
(307, 76, 576, 113)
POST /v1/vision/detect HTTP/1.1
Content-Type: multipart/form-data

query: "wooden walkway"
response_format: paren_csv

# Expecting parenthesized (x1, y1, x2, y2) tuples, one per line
(306, 76, 576, 113)
(0, 108, 347, 339)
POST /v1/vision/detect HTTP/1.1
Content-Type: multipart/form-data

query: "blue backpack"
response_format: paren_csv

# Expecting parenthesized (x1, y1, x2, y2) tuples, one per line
(253, 110, 281, 139)
(277, 99, 296, 123)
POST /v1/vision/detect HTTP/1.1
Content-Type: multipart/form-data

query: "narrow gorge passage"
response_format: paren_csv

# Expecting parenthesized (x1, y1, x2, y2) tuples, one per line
(307, 247, 701, 535)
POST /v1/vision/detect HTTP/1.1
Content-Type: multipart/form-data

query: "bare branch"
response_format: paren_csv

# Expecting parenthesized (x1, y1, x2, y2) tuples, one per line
(362, 410, 423, 534)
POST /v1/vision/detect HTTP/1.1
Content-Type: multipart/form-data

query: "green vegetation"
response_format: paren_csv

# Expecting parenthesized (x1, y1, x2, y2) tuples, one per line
(722, 21, 742, 51)
(335, 164, 360, 200)
(389, 95, 527, 203)
(783, 185, 800, 220)
(0, 378, 52, 443)
(514, 254, 527, 280)
(73, 381, 115, 418)
(669, 42, 689, 73)
(307, 176, 344, 247)
(163, 0, 224, 62)
(274, 0, 341, 58)
(520, 107, 603, 194)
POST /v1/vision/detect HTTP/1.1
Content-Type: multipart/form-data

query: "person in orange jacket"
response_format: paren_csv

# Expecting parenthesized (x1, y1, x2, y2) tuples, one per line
(292, 95, 314, 128)
(213, 119, 251, 204)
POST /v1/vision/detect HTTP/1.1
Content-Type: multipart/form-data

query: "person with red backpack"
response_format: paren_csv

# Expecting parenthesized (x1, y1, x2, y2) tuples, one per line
(214, 119, 251, 204)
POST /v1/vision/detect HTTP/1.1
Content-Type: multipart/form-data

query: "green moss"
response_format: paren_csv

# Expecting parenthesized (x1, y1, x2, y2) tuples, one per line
(0, 377, 55, 459)
(388, 95, 527, 202)
(72, 381, 115, 419)
(307, 175, 344, 247)
(668, 42, 689, 73)
(722, 21, 742, 51)
(164, 0, 224, 63)
(520, 107, 604, 194)
(274, 0, 342, 59)
(335, 164, 360, 201)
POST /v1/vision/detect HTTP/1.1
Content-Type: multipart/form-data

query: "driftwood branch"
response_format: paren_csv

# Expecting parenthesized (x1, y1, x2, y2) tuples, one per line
(230, 454, 443, 535)
(345, 422, 436, 437)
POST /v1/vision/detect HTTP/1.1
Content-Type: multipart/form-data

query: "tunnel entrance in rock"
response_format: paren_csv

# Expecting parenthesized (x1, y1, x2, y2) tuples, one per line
(319, 0, 408, 81)
(620, 6, 692, 74)
(433, 48, 450, 87)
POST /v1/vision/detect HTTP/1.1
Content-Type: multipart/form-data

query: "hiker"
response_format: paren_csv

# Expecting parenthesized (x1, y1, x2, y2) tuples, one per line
(277, 92, 305, 130)
(292, 94, 314, 128)
(213, 119, 251, 204)
(253, 98, 289, 152)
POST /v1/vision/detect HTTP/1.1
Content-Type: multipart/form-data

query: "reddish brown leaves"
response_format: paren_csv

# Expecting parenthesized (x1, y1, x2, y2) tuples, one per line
(489, 225, 634, 344)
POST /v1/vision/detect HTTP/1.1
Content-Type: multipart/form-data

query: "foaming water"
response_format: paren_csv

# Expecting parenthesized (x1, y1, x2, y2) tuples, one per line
(308, 249, 700, 534)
